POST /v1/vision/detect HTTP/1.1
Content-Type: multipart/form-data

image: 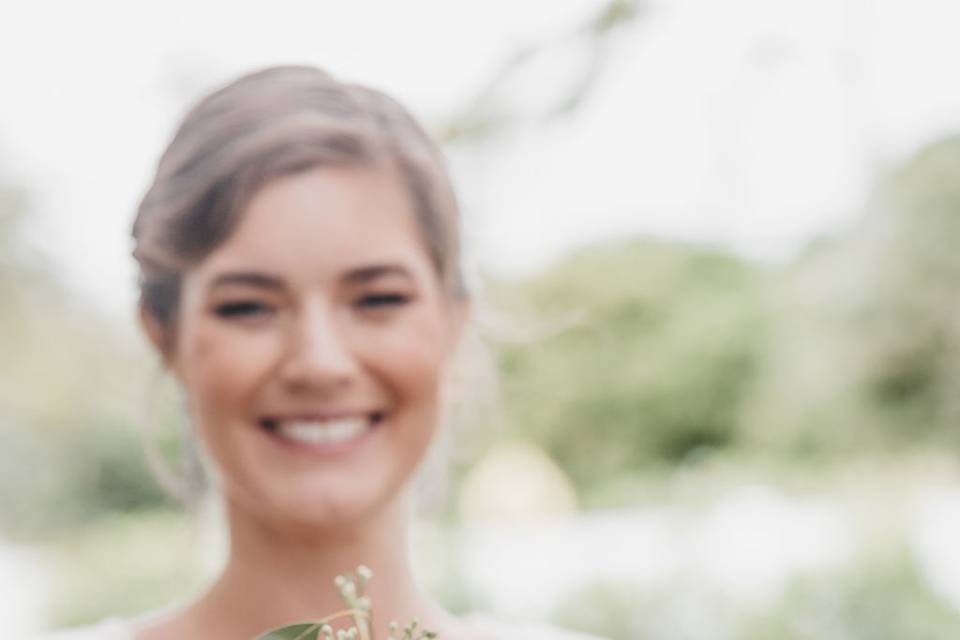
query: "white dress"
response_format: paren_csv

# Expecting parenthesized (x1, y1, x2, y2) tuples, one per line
(40, 616, 605, 640)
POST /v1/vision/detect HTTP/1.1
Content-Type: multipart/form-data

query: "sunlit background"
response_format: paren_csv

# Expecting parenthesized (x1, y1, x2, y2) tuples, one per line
(4, 0, 960, 638)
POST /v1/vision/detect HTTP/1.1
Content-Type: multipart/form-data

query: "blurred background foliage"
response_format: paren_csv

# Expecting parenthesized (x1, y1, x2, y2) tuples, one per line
(486, 239, 763, 499)
(0, 186, 175, 541)
(4, 1, 960, 637)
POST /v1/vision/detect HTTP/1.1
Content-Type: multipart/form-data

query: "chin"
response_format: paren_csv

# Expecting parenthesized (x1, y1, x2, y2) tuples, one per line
(235, 472, 411, 535)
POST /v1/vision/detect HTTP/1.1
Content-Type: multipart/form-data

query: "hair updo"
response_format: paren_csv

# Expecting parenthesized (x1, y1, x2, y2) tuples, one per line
(132, 65, 464, 347)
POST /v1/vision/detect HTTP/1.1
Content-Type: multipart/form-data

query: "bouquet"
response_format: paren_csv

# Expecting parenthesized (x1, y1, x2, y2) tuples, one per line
(256, 566, 437, 640)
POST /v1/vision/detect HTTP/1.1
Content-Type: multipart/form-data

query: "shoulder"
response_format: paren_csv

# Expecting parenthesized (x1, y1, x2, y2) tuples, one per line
(37, 618, 133, 640)
(465, 614, 608, 640)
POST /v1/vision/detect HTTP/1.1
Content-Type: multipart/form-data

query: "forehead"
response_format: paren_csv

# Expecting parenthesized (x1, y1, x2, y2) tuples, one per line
(196, 166, 432, 281)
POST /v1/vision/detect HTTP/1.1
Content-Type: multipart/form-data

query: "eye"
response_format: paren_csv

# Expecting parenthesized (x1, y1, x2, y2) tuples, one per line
(355, 293, 411, 309)
(213, 300, 275, 319)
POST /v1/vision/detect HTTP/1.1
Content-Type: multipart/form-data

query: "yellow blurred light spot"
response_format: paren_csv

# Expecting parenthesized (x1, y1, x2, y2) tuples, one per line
(458, 441, 578, 522)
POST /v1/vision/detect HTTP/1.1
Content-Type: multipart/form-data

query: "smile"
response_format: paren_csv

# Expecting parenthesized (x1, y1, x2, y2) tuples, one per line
(260, 413, 384, 448)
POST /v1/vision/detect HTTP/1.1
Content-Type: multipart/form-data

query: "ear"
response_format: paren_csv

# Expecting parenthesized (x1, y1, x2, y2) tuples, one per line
(138, 303, 177, 372)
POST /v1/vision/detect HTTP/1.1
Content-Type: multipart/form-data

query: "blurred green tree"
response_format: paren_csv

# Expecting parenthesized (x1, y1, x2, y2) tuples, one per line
(857, 136, 960, 445)
(739, 135, 960, 457)
(0, 180, 170, 539)
(485, 238, 764, 503)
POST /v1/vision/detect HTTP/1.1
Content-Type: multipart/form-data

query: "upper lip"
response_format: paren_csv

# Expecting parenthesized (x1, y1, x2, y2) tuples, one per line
(260, 411, 383, 423)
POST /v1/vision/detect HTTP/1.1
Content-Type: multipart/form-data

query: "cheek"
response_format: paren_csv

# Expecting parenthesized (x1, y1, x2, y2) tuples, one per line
(177, 319, 279, 419)
(363, 307, 453, 401)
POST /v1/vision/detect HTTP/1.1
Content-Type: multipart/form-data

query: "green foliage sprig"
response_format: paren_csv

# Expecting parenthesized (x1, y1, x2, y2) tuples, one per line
(256, 566, 437, 640)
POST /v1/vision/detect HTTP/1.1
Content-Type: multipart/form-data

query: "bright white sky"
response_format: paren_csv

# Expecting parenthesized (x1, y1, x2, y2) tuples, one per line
(2, 0, 960, 318)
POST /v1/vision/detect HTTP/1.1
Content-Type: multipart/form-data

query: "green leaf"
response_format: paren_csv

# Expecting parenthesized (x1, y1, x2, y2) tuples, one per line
(256, 623, 321, 640)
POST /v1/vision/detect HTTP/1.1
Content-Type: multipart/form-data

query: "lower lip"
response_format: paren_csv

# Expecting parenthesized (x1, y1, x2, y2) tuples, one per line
(260, 418, 381, 457)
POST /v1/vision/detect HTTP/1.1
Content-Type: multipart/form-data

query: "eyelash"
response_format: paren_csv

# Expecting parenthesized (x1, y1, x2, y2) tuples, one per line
(212, 294, 410, 319)
(356, 293, 411, 308)
(213, 301, 273, 318)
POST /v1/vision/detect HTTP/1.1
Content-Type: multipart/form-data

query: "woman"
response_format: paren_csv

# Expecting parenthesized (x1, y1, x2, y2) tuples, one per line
(49, 67, 601, 639)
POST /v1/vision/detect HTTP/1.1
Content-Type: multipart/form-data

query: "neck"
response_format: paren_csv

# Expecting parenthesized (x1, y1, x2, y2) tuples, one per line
(191, 493, 451, 639)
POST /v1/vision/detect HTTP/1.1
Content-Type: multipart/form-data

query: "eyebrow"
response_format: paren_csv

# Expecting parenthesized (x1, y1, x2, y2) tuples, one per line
(206, 264, 414, 291)
(208, 271, 285, 290)
(342, 264, 414, 284)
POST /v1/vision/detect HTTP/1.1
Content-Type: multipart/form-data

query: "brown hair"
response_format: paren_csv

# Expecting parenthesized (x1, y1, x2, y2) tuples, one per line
(132, 65, 464, 347)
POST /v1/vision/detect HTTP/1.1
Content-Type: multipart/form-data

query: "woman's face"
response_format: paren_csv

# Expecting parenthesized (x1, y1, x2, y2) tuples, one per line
(163, 166, 463, 529)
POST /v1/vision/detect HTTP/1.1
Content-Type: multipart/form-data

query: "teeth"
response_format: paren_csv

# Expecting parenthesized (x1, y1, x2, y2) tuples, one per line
(275, 418, 370, 445)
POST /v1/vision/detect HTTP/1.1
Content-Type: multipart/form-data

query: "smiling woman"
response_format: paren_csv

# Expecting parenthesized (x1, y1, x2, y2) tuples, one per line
(41, 67, 602, 640)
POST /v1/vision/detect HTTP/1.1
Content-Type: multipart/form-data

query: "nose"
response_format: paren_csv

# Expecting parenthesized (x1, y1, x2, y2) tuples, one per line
(279, 303, 358, 392)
